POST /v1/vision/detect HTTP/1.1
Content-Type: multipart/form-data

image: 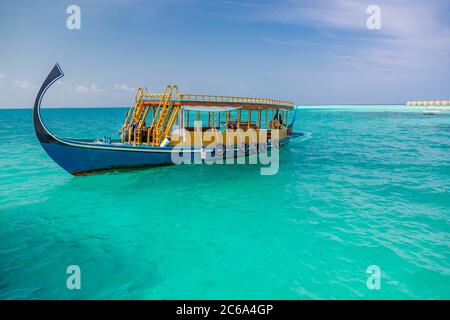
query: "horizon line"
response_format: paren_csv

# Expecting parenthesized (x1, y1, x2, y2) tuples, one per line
(0, 104, 410, 110)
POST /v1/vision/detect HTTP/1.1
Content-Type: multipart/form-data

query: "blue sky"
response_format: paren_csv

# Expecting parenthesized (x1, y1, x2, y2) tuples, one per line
(0, 0, 449, 107)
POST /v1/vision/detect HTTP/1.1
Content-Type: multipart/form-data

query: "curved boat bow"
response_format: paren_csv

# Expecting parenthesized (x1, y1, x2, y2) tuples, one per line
(33, 64, 174, 175)
(33, 63, 64, 145)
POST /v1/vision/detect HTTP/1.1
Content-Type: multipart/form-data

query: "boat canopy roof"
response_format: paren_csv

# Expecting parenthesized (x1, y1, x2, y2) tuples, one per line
(183, 105, 240, 112)
(141, 93, 294, 110)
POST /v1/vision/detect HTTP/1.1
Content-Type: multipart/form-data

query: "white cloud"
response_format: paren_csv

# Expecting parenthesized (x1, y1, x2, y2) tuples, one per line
(217, 0, 261, 8)
(0, 73, 6, 79)
(75, 83, 104, 94)
(258, 0, 367, 30)
(55, 80, 72, 88)
(255, 0, 446, 36)
(90, 83, 103, 93)
(254, 0, 450, 73)
(75, 84, 89, 93)
(262, 37, 295, 45)
(114, 83, 136, 92)
(13, 80, 37, 90)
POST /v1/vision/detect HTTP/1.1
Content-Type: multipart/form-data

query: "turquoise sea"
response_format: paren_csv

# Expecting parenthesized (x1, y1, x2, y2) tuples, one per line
(0, 105, 449, 299)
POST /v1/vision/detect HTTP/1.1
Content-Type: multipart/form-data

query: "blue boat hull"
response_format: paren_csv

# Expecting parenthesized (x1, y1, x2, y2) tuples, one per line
(40, 142, 174, 175)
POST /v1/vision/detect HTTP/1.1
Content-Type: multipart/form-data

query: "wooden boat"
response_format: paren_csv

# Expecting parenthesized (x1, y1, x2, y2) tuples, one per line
(34, 64, 302, 175)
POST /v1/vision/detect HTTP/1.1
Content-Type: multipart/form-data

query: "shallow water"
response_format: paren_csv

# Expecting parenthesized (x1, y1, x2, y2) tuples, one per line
(0, 106, 449, 299)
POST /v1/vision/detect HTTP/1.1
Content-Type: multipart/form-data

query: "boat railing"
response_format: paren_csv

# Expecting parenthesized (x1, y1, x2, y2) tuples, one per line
(140, 93, 293, 107)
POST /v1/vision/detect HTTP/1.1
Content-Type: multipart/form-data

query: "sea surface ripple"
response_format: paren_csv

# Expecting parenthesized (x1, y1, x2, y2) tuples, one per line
(0, 106, 449, 299)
